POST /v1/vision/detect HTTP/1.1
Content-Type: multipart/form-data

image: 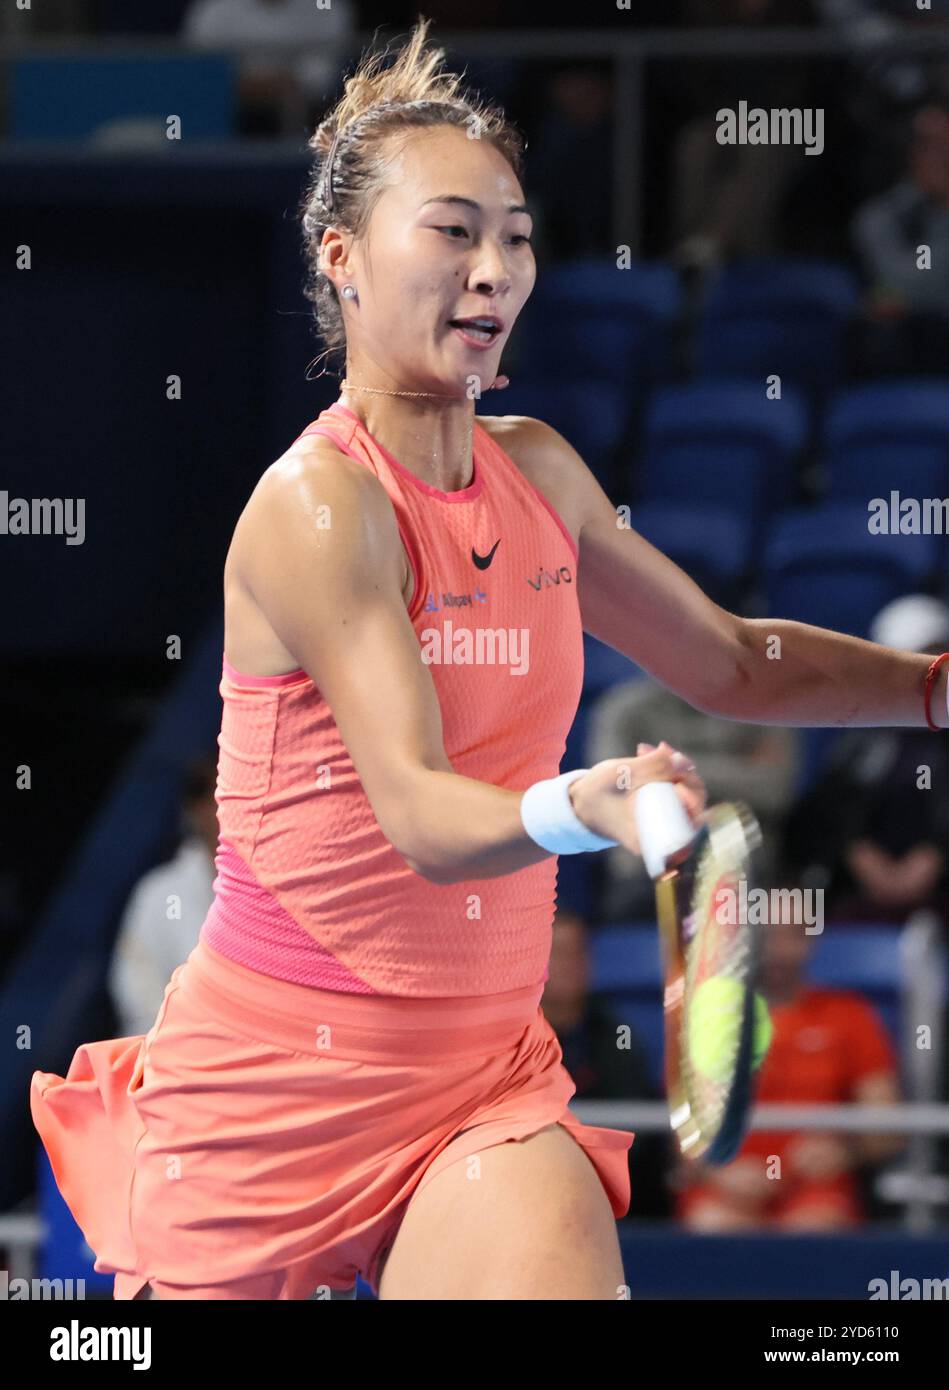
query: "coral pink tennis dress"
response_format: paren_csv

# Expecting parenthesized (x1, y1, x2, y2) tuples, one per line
(30, 401, 634, 1299)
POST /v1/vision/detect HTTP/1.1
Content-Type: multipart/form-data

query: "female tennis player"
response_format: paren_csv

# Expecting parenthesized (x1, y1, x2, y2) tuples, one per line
(30, 18, 949, 1302)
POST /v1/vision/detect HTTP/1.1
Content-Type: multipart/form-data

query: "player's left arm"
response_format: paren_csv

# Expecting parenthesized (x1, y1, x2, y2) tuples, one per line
(510, 417, 949, 729)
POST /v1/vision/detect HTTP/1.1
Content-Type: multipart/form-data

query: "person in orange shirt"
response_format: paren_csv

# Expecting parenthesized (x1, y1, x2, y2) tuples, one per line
(674, 896, 902, 1229)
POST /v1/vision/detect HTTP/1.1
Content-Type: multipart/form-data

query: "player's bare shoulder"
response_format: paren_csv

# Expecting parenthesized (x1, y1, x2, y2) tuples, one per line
(475, 412, 591, 539)
(475, 413, 553, 474)
(258, 429, 379, 507)
(476, 412, 585, 481)
(228, 429, 403, 596)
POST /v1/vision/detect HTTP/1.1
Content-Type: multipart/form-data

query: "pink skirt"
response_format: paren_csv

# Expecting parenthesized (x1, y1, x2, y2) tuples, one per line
(30, 938, 634, 1299)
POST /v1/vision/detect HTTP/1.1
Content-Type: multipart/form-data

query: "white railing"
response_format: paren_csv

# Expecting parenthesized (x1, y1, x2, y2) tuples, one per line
(570, 1100, 949, 1133)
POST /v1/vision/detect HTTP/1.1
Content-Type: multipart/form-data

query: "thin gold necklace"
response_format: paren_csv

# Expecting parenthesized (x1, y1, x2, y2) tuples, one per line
(339, 379, 461, 400)
(338, 382, 476, 489)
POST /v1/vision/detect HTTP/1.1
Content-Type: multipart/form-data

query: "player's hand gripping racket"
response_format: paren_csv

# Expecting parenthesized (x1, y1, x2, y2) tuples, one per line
(634, 781, 766, 1165)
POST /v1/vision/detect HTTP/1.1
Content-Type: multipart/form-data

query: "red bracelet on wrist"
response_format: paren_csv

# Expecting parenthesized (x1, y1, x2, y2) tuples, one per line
(923, 651, 949, 731)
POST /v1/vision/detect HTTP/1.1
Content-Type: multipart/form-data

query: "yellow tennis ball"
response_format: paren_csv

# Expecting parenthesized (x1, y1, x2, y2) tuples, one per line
(752, 993, 773, 1071)
(689, 978, 773, 1083)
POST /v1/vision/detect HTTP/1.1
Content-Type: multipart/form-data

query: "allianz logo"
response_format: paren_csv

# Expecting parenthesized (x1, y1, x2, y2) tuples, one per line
(424, 587, 488, 610)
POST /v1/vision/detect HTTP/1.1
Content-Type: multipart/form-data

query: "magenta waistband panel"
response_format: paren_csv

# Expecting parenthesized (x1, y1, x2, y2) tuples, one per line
(201, 839, 378, 993)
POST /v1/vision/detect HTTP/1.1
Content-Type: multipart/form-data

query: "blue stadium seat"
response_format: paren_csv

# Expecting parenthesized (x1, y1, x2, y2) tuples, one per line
(485, 378, 629, 483)
(537, 257, 683, 317)
(822, 442, 948, 507)
(518, 311, 670, 390)
(793, 727, 847, 798)
(11, 55, 237, 140)
(589, 923, 664, 1089)
(589, 922, 662, 992)
(807, 926, 905, 1047)
(822, 379, 949, 502)
(588, 921, 914, 1090)
(628, 502, 753, 606)
(582, 634, 643, 697)
(808, 926, 903, 994)
(762, 504, 939, 637)
(36, 1145, 113, 1293)
(638, 381, 808, 519)
(591, 919, 907, 1000)
(697, 258, 859, 395)
(516, 259, 682, 391)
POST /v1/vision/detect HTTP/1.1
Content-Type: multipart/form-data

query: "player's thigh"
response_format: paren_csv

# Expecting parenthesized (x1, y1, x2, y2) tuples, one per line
(378, 1122, 626, 1300)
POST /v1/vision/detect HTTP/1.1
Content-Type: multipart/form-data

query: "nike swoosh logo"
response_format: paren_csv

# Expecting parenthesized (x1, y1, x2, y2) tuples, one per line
(472, 539, 501, 570)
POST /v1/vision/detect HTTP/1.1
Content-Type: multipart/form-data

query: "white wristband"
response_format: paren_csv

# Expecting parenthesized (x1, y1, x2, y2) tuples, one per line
(520, 769, 618, 854)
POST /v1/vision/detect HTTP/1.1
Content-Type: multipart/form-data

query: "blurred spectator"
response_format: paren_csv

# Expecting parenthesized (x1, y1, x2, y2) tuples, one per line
(181, 0, 355, 136)
(108, 755, 218, 1036)
(669, 0, 820, 266)
(851, 99, 949, 375)
(543, 908, 670, 1217)
(587, 678, 798, 920)
(784, 596, 949, 931)
(673, 896, 902, 1229)
(526, 64, 613, 259)
(816, 0, 934, 114)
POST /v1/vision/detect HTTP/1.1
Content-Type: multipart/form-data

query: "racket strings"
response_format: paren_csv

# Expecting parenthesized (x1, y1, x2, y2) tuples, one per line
(679, 803, 761, 1154)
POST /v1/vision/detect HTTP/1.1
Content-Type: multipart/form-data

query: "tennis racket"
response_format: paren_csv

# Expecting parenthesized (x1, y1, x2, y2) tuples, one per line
(634, 781, 765, 1165)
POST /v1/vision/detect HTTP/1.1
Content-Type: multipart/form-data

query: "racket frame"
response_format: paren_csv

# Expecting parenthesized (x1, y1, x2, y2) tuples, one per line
(656, 801, 763, 1165)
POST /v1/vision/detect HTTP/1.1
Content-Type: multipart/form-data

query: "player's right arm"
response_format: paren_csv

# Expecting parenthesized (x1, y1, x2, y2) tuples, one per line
(238, 438, 699, 882)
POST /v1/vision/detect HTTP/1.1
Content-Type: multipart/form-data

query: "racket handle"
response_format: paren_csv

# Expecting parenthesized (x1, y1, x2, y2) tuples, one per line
(634, 781, 696, 879)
